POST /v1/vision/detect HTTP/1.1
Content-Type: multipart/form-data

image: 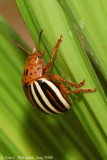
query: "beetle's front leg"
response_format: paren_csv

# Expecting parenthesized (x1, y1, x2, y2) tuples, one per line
(49, 74, 85, 89)
(43, 36, 62, 73)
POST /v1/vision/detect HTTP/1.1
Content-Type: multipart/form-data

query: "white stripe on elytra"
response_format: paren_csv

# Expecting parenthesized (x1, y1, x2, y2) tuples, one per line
(35, 81, 62, 114)
(42, 79, 71, 110)
(31, 84, 52, 114)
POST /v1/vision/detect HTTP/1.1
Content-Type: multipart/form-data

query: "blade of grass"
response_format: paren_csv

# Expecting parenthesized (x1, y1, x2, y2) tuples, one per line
(58, 0, 107, 83)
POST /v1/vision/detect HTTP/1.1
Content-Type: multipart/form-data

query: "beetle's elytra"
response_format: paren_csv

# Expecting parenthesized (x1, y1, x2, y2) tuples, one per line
(17, 30, 96, 115)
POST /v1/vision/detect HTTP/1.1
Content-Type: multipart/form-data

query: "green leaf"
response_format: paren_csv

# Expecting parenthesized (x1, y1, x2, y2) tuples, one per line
(59, 0, 107, 82)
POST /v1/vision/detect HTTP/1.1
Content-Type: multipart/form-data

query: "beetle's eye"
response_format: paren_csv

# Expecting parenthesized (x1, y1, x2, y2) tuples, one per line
(33, 48, 36, 53)
(35, 56, 41, 59)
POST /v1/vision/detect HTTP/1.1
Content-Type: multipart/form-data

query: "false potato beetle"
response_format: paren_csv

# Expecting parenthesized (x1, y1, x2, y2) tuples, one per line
(16, 30, 96, 114)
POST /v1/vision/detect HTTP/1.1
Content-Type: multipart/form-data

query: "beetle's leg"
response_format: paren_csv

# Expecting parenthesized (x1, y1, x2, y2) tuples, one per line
(43, 36, 62, 73)
(59, 83, 71, 93)
(49, 74, 85, 89)
(45, 70, 50, 74)
(59, 83, 96, 94)
(66, 88, 96, 94)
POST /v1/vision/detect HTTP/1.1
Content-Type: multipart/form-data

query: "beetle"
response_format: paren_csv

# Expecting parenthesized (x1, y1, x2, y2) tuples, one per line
(16, 30, 96, 114)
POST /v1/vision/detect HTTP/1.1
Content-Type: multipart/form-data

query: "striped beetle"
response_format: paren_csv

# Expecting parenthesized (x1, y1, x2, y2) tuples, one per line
(17, 30, 96, 114)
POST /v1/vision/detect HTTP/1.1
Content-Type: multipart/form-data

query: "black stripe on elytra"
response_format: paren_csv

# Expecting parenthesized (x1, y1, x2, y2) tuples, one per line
(37, 80, 67, 112)
(33, 83, 57, 114)
(23, 86, 29, 99)
(26, 69, 28, 76)
(23, 86, 29, 100)
(29, 85, 45, 113)
(49, 80, 71, 106)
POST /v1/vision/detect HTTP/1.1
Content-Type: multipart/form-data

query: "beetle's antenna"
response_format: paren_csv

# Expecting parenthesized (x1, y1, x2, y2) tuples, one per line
(37, 29, 43, 51)
(12, 40, 31, 55)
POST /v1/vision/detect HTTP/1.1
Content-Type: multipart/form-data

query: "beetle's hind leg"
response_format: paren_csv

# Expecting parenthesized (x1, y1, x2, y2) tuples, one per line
(67, 88, 96, 94)
(59, 83, 96, 94)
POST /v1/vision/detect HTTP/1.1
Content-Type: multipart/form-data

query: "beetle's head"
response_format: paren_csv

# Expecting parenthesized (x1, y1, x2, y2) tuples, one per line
(26, 48, 44, 65)
(26, 29, 45, 64)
